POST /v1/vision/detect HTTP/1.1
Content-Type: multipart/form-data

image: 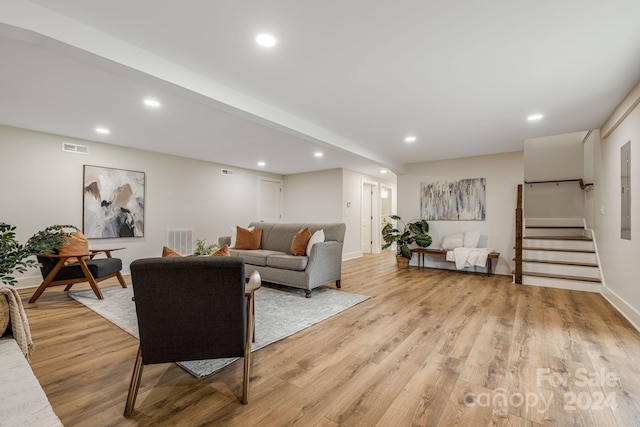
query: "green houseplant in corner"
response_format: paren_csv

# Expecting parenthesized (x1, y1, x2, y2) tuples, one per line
(382, 215, 432, 267)
(1, 223, 79, 286)
(0, 223, 77, 336)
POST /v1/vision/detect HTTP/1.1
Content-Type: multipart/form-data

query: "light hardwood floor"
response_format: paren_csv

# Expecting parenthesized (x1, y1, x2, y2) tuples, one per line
(18, 253, 640, 426)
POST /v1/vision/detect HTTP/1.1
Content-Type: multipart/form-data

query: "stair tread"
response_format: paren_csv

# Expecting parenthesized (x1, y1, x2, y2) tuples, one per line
(524, 236, 592, 241)
(526, 226, 584, 229)
(518, 246, 595, 254)
(519, 259, 598, 267)
(514, 271, 601, 283)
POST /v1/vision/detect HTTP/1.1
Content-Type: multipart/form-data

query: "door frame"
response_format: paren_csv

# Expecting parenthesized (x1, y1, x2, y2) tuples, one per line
(361, 179, 381, 254)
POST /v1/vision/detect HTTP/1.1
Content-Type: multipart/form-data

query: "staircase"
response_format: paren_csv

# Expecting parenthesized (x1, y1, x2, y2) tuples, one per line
(516, 218, 601, 292)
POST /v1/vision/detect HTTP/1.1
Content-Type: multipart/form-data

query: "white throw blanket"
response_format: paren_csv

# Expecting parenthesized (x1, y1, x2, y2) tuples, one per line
(446, 247, 493, 270)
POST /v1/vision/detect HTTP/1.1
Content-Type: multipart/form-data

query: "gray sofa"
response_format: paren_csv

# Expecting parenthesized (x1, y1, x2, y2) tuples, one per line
(220, 222, 345, 297)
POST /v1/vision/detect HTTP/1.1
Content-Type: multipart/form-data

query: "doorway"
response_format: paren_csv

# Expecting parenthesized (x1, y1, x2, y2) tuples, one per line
(362, 183, 374, 253)
(257, 177, 283, 222)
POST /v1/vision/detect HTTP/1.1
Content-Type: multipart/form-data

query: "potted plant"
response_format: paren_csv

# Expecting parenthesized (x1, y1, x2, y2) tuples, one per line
(382, 215, 432, 267)
(193, 238, 219, 256)
(0, 223, 77, 336)
(1, 223, 78, 286)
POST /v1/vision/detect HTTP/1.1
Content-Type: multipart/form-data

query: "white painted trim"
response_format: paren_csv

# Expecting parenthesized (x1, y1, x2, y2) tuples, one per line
(601, 285, 640, 333)
(14, 274, 42, 290)
(342, 250, 363, 261)
(361, 179, 381, 254)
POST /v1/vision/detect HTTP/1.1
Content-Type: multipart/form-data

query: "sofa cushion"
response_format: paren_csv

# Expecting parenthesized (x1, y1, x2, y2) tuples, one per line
(229, 249, 283, 266)
(51, 258, 123, 281)
(235, 227, 262, 250)
(306, 229, 325, 255)
(162, 246, 182, 257)
(266, 254, 309, 271)
(211, 244, 230, 256)
(291, 227, 311, 256)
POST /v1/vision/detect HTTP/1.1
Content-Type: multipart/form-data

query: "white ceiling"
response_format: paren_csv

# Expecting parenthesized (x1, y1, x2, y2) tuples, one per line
(2, 1, 640, 178)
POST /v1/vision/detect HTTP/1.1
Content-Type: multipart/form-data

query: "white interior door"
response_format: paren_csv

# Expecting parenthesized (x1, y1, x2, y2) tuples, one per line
(257, 178, 283, 222)
(362, 183, 373, 253)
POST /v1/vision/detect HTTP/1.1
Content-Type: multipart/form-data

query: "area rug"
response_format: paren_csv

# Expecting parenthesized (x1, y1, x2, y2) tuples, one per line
(0, 337, 63, 426)
(70, 285, 369, 378)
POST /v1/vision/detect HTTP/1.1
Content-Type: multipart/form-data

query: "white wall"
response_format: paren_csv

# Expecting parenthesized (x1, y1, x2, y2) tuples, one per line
(342, 169, 397, 260)
(523, 182, 585, 218)
(524, 133, 585, 182)
(584, 130, 600, 229)
(398, 151, 524, 275)
(283, 168, 397, 261)
(523, 132, 586, 219)
(595, 105, 640, 328)
(0, 125, 282, 287)
(282, 169, 343, 222)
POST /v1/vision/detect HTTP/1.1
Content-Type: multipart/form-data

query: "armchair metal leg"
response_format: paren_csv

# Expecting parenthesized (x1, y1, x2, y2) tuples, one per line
(124, 346, 144, 417)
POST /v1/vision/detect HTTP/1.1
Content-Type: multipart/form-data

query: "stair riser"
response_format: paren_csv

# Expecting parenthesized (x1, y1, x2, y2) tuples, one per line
(522, 263, 600, 279)
(525, 218, 585, 227)
(522, 250, 597, 264)
(525, 228, 585, 237)
(520, 275, 601, 292)
(523, 239, 594, 251)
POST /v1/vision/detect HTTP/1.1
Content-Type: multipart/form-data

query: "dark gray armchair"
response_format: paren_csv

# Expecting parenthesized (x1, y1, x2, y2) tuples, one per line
(29, 248, 126, 303)
(124, 256, 261, 416)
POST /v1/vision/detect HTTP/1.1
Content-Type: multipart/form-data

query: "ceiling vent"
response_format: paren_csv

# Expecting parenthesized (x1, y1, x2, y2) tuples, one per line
(221, 168, 234, 176)
(62, 142, 89, 154)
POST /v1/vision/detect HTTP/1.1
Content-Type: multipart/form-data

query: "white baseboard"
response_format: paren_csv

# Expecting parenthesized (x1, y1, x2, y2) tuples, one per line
(342, 251, 363, 261)
(601, 285, 640, 333)
(14, 274, 42, 290)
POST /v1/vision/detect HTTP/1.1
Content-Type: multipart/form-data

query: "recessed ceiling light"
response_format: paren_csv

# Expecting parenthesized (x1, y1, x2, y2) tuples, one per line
(381, 169, 388, 174)
(314, 152, 323, 158)
(255, 33, 277, 47)
(527, 114, 544, 121)
(257, 161, 266, 167)
(404, 135, 417, 143)
(95, 127, 110, 135)
(143, 99, 161, 108)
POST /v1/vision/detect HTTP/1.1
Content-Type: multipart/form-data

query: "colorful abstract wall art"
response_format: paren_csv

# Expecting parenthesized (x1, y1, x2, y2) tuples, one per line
(83, 165, 145, 238)
(420, 178, 486, 221)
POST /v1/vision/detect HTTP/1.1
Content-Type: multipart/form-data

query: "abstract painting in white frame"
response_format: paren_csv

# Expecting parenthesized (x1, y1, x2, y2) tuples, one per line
(420, 178, 486, 221)
(83, 165, 145, 238)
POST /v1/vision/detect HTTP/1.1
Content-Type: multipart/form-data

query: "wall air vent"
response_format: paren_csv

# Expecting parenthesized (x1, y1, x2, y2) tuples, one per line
(221, 168, 234, 176)
(166, 228, 193, 255)
(62, 142, 89, 154)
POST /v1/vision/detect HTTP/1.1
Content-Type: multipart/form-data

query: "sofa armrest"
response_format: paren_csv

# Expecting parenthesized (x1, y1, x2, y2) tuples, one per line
(306, 241, 343, 286)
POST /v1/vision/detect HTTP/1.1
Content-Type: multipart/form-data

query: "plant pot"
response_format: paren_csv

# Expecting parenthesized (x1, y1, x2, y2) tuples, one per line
(396, 256, 410, 268)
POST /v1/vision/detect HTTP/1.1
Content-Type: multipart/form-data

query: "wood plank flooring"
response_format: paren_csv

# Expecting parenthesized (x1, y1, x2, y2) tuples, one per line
(17, 253, 640, 426)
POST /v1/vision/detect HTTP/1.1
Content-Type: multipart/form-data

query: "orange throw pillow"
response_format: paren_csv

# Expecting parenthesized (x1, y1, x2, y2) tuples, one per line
(58, 231, 90, 265)
(291, 227, 312, 256)
(234, 227, 262, 250)
(211, 244, 230, 257)
(162, 246, 183, 257)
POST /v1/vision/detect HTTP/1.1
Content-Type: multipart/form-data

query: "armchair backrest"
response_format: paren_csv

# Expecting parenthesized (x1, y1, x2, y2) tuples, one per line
(130, 257, 247, 365)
